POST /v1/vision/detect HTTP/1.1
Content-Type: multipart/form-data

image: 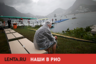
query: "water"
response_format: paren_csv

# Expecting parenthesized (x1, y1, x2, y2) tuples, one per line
(50, 12, 96, 33)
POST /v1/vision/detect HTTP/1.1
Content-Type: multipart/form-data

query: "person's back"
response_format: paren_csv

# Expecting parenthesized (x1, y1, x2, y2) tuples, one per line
(34, 25, 50, 49)
(33, 21, 57, 53)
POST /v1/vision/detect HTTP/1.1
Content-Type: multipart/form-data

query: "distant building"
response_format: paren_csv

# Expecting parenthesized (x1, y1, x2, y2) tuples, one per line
(76, 6, 90, 13)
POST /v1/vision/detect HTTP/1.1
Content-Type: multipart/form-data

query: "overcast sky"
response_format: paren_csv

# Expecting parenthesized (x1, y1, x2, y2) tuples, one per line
(1, 0, 76, 16)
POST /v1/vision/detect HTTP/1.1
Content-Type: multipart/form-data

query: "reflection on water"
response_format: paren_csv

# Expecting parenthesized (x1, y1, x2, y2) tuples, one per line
(51, 12, 96, 33)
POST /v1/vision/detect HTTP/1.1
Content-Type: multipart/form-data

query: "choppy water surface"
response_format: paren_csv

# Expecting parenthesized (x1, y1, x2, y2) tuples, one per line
(51, 12, 96, 33)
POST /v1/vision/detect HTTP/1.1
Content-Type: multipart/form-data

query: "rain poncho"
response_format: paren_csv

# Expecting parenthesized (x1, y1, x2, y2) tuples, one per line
(33, 22, 57, 50)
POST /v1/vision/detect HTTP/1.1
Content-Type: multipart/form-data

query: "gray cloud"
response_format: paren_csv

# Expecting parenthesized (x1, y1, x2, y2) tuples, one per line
(0, 0, 4, 3)
(0, 0, 76, 16)
(0, 0, 32, 5)
(30, 0, 76, 16)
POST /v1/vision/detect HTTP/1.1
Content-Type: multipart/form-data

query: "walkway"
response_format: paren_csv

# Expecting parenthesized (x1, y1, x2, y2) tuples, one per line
(4, 28, 47, 54)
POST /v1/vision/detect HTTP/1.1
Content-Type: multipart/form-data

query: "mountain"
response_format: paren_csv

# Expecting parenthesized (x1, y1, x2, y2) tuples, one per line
(0, 3, 33, 17)
(47, 8, 65, 17)
(64, 0, 96, 14)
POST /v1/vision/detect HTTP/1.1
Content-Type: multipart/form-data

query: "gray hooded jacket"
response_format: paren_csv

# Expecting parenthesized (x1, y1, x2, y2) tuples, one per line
(33, 23, 56, 50)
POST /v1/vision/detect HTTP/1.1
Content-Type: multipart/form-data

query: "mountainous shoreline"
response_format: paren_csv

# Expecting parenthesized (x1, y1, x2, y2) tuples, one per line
(48, 0, 96, 16)
(0, 3, 33, 17)
(64, 0, 96, 14)
(47, 8, 65, 17)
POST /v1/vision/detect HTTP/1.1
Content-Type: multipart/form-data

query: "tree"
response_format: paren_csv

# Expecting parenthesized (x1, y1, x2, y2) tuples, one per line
(0, 18, 4, 23)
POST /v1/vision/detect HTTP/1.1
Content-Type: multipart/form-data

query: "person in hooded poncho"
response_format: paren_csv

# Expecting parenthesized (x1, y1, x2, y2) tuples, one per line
(33, 21, 57, 54)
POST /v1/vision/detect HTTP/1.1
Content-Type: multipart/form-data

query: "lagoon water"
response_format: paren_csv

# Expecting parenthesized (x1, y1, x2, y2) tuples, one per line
(51, 12, 96, 33)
